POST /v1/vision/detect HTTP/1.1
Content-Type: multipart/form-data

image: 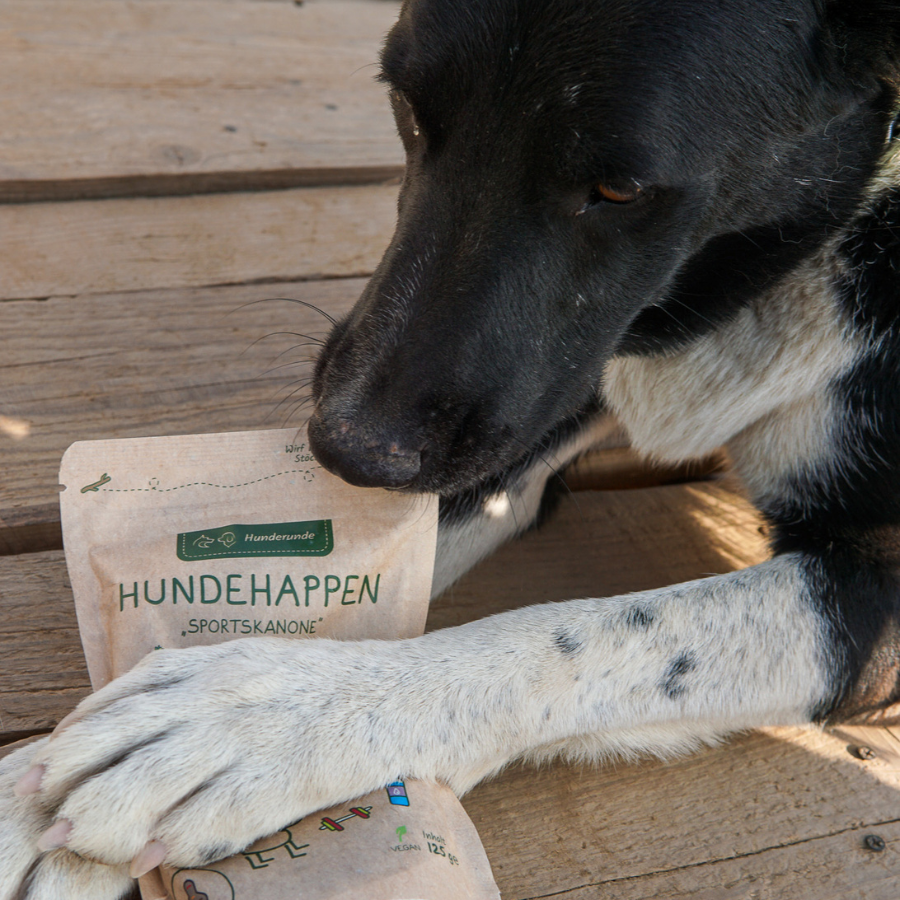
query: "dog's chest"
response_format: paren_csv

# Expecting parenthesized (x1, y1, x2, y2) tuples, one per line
(601, 250, 861, 464)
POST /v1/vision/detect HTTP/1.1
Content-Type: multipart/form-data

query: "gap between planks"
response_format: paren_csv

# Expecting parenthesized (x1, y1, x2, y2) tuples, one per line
(0, 183, 400, 300)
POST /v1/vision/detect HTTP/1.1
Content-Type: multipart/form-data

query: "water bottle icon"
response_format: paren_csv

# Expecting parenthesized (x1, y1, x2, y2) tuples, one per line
(386, 780, 409, 806)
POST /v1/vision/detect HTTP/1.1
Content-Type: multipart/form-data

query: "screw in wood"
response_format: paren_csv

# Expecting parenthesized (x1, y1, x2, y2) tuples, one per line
(854, 745, 877, 761)
(864, 834, 886, 852)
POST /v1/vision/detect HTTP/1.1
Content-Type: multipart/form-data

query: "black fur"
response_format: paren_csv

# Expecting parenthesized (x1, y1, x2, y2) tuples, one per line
(554, 628, 584, 656)
(305, 0, 900, 723)
(765, 186, 900, 722)
(661, 652, 698, 701)
(625, 606, 655, 632)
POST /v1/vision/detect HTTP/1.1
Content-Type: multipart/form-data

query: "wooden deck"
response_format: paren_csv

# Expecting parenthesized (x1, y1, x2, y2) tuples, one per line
(1, 2, 899, 896)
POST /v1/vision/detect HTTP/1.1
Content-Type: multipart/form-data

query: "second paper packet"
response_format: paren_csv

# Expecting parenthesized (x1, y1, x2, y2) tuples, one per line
(59, 427, 500, 900)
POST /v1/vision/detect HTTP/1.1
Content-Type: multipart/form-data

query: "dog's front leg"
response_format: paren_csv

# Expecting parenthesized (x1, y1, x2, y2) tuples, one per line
(8, 552, 832, 885)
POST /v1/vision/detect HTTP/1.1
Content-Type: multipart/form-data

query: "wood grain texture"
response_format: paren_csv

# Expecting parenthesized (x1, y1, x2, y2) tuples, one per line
(0, 0, 403, 201)
(464, 729, 900, 899)
(1, 183, 398, 300)
(0, 551, 88, 736)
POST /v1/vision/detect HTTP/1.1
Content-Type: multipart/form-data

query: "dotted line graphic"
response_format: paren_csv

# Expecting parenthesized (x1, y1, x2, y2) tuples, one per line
(100, 469, 319, 493)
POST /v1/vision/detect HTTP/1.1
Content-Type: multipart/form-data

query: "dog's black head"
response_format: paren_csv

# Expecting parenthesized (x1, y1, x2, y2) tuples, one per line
(308, 0, 900, 495)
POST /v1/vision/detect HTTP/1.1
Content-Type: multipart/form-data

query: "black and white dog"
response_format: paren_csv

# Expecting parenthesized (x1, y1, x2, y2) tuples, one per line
(3, 0, 900, 896)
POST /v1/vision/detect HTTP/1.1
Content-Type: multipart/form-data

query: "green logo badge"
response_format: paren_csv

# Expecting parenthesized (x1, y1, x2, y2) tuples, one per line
(177, 521, 333, 561)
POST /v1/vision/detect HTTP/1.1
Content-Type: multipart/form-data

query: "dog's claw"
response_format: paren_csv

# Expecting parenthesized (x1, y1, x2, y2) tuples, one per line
(130, 840, 167, 878)
(14, 764, 44, 797)
(36, 819, 71, 851)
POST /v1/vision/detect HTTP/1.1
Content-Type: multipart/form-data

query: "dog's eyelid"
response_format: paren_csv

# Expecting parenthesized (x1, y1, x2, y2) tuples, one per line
(389, 89, 423, 140)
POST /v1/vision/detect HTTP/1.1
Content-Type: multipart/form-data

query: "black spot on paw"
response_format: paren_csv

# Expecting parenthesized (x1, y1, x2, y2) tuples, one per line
(554, 627, 583, 656)
(625, 605, 655, 630)
(661, 652, 697, 700)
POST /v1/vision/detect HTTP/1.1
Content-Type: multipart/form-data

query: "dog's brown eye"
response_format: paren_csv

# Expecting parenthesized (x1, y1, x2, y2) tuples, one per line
(591, 183, 642, 204)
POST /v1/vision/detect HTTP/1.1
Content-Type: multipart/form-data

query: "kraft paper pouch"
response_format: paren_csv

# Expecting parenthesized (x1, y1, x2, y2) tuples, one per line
(59, 428, 500, 900)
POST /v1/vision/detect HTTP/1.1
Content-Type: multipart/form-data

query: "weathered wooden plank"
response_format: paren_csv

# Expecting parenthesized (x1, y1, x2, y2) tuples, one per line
(0, 0, 403, 201)
(464, 729, 900, 899)
(494, 817, 900, 899)
(0, 552, 89, 736)
(1, 183, 398, 300)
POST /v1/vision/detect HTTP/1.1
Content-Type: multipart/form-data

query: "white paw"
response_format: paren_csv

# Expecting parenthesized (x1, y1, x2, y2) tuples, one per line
(14, 636, 494, 874)
(0, 739, 134, 900)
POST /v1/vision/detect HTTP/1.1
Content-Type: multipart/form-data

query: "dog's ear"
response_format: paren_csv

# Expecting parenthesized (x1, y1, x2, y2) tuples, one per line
(824, 0, 900, 87)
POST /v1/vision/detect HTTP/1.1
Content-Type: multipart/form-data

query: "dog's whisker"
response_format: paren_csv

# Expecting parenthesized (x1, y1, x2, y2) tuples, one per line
(280, 397, 316, 429)
(268, 385, 315, 422)
(224, 298, 338, 327)
(260, 297, 339, 327)
(240, 331, 326, 362)
(260, 360, 318, 379)
(265, 343, 322, 370)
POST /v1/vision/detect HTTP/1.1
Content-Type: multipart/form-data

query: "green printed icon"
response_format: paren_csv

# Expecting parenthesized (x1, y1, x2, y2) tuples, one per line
(396, 826, 407, 842)
(80, 473, 111, 493)
(241, 826, 309, 869)
(177, 520, 333, 561)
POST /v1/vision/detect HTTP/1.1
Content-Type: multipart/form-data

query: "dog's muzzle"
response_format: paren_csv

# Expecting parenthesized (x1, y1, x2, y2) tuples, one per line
(307, 408, 423, 489)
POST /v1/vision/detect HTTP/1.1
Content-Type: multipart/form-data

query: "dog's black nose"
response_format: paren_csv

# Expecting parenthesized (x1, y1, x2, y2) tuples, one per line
(307, 411, 422, 489)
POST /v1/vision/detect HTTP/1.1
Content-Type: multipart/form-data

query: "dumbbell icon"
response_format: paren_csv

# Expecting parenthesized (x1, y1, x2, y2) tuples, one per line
(319, 806, 373, 832)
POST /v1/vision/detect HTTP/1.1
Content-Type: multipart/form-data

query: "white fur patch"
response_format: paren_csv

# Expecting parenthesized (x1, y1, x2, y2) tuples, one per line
(603, 244, 863, 469)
